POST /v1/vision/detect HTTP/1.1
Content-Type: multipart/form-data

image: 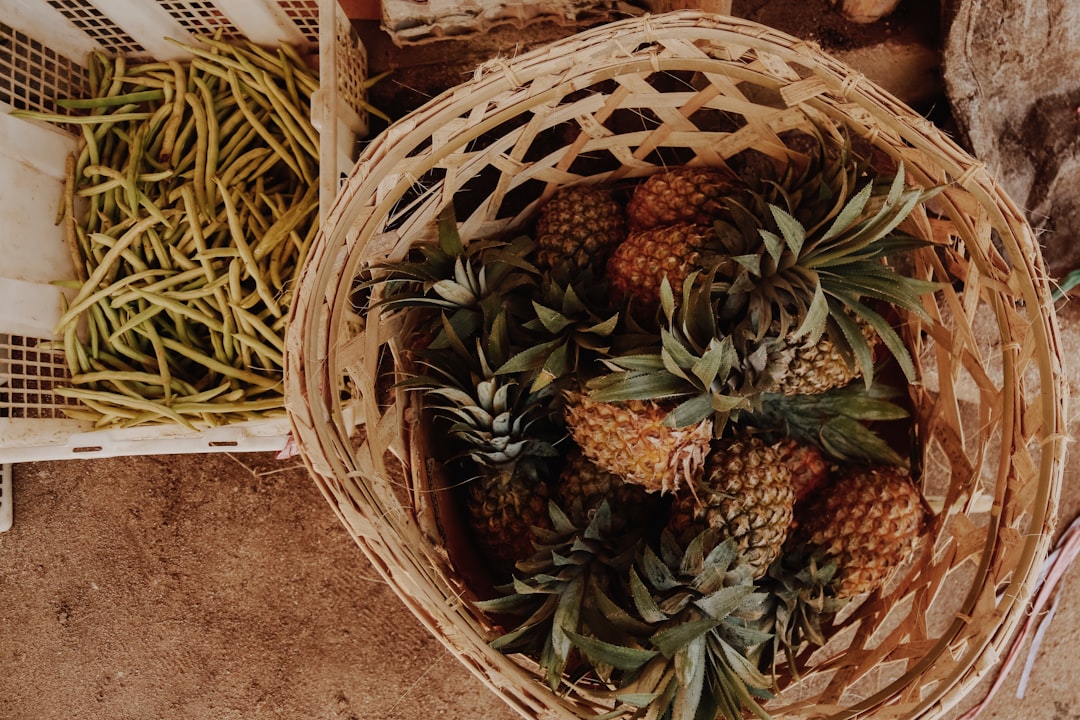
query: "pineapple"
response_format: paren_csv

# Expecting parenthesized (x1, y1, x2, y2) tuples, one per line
(667, 435, 796, 578)
(625, 166, 741, 230)
(605, 223, 712, 315)
(475, 500, 646, 690)
(587, 270, 788, 438)
(466, 469, 553, 573)
(562, 390, 712, 494)
(795, 464, 930, 598)
(759, 549, 847, 677)
(773, 316, 882, 396)
(533, 186, 626, 275)
(554, 448, 660, 528)
(421, 368, 561, 573)
(570, 534, 775, 720)
(745, 381, 913, 468)
(711, 147, 941, 395)
(777, 438, 831, 505)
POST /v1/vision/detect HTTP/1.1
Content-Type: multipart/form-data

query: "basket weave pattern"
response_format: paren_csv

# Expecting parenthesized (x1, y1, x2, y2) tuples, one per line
(285, 12, 1068, 719)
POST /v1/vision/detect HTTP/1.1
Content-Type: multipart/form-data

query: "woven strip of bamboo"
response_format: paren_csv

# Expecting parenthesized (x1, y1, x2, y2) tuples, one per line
(285, 11, 1068, 719)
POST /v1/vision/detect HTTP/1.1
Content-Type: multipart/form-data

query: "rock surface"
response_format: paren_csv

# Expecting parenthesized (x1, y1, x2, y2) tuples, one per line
(838, 0, 903, 23)
(943, 0, 1080, 280)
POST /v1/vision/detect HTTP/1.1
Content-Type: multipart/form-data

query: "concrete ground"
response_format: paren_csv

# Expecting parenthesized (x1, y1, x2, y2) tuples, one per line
(4, 2, 1080, 719)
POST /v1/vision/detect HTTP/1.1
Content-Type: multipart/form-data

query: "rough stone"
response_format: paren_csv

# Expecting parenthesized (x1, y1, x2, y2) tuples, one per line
(943, 0, 1080, 281)
(838, 0, 903, 23)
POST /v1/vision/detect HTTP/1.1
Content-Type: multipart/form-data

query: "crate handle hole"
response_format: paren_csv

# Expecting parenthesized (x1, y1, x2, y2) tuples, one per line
(72, 446, 103, 454)
(208, 441, 239, 447)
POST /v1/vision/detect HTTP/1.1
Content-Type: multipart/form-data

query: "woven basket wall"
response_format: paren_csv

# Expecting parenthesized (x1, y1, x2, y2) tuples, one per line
(285, 11, 1069, 719)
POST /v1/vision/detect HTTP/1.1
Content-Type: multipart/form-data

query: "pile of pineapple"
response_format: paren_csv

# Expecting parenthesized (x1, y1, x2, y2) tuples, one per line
(366, 127, 939, 719)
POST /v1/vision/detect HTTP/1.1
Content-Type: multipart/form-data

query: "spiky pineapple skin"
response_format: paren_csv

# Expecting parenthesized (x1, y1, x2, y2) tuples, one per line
(555, 448, 659, 526)
(667, 436, 795, 578)
(777, 438, 831, 505)
(466, 470, 553, 573)
(795, 465, 928, 598)
(534, 186, 626, 274)
(775, 321, 882, 396)
(562, 392, 711, 494)
(606, 223, 709, 312)
(626, 166, 741, 231)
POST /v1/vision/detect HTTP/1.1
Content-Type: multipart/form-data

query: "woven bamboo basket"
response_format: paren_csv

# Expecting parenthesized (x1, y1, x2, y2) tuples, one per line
(285, 11, 1068, 719)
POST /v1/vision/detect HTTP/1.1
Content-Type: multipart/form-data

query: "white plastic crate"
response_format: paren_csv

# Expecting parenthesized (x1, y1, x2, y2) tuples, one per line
(1, 463, 11, 532)
(0, 0, 369, 462)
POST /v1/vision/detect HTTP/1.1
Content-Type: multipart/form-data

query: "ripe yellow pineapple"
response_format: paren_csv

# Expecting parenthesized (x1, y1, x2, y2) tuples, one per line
(562, 391, 711, 494)
(534, 185, 626, 274)
(773, 317, 884, 396)
(666, 435, 796, 578)
(625, 166, 741, 230)
(605, 223, 711, 314)
(795, 464, 930, 598)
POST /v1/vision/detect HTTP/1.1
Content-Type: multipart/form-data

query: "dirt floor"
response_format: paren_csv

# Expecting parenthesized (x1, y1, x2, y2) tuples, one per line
(5, 2, 1080, 720)
(1, 453, 521, 720)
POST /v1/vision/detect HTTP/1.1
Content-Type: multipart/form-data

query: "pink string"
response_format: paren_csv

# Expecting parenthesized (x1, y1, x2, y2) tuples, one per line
(957, 514, 1080, 718)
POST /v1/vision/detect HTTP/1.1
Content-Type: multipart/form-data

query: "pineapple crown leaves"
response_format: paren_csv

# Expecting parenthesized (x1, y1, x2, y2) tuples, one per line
(741, 380, 910, 467)
(714, 160, 944, 388)
(475, 501, 647, 690)
(361, 207, 541, 348)
(567, 534, 776, 720)
(403, 335, 563, 471)
(494, 271, 621, 393)
(587, 273, 787, 434)
(758, 550, 848, 679)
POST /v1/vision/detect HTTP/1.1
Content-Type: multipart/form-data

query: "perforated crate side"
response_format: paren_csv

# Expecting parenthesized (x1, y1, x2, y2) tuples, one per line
(0, 463, 11, 532)
(0, 0, 366, 461)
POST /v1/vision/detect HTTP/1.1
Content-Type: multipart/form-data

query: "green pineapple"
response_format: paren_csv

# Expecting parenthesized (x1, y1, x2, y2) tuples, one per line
(533, 185, 626, 275)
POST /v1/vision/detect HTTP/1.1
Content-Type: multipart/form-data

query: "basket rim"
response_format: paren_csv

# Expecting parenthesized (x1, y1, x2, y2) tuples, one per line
(285, 10, 1070, 719)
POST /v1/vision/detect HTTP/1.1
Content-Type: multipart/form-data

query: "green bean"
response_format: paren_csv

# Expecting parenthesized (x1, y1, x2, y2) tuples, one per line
(215, 177, 281, 317)
(128, 318, 174, 402)
(259, 67, 317, 158)
(57, 89, 164, 110)
(232, 304, 285, 354)
(225, 69, 303, 179)
(275, 41, 320, 96)
(215, 145, 269, 191)
(253, 184, 317, 261)
(192, 75, 219, 194)
(60, 217, 165, 321)
(10, 109, 153, 124)
(107, 303, 166, 345)
(129, 288, 224, 334)
(180, 92, 210, 212)
(159, 336, 280, 390)
(56, 387, 196, 428)
(108, 266, 211, 307)
(171, 397, 283, 416)
(73, 370, 201, 398)
(159, 60, 187, 162)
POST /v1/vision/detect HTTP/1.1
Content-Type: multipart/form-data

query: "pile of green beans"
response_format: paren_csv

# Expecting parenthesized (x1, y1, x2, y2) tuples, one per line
(14, 37, 321, 429)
